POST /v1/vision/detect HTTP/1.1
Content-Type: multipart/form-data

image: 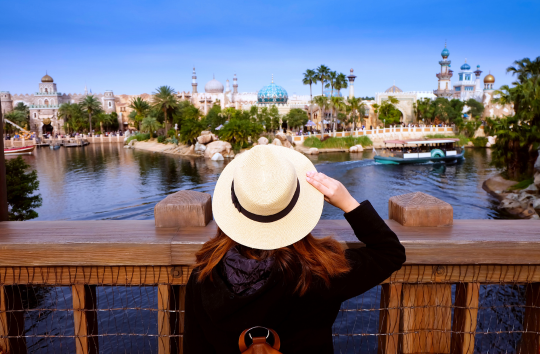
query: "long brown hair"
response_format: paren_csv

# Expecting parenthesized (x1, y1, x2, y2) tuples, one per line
(195, 228, 351, 296)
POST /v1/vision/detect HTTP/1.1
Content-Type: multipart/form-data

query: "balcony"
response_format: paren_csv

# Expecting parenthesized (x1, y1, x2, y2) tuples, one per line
(0, 191, 538, 354)
(433, 89, 455, 97)
(436, 73, 453, 79)
(35, 92, 62, 96)
(29, 104, 63, 109)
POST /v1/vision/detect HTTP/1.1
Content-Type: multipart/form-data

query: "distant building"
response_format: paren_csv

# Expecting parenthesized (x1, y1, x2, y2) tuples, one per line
(375, 84, 436, 124)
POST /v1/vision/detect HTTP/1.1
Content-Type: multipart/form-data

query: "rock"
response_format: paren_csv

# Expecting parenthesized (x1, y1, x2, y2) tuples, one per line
(258, 137, 269, 145)
(197, 134, 214, 145)
(518, 207, 537, 219)
(128, 140, 135, 147)
(506, 193, 519, 201)
(533, 198, 540, 211)
(356, 144, 364, 152)
(523, 184, 539, 194)
(211, 153, 224, 161)
(486, 142, 492, 148)
(488, 136, 496, 145)
(275, 133, 292, 148)
(518, 192, 535, 202)
(204, 141, 233, 158)
(309, 148, 319, 155)
(201, 131, 211, 136)
(349, 146, 358, 152)
(500, 199, 523, 210)
(467, 141, 473, 146)
(194, 142, 206, 153)
(272, 139, 282, 146)
(123, 145, 130, 149)
(532, 213, 540, 220)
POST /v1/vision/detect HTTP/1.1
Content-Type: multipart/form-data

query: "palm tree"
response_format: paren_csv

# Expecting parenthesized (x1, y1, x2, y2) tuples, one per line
(79, 95, 102, 133)
(129, 97, 150, 116)
(334, 73, 348, 98)
(152, 86, 178, 132)
(347, 97, 365, 131)
(303, 69, 317, 122)
(313, 95, 328, 130)
(506, 56, 540, 85)
(316, 65, 331, 97)
(329, 96, 345, 132)
(325, 71, 338, 97)
(96, 113, 114, 133)
(141, 116, 162, 138)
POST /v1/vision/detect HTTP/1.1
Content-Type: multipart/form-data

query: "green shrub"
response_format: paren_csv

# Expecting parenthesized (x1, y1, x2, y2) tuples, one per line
(167, 129, 176, 138)
(510, 178, 534, 190)
(217, 120, 263, 148)
(472, 137, 488, 147)
(157, 135, 166, 143)
(303, 136, 372, 149)
(180, 118, 206, 145)
(6, 157, 42, 220)
(126, 133, 151, 144)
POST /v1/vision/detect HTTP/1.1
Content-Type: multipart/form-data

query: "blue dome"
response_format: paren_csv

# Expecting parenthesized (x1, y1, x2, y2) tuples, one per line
(441, 47, 450, 58)
(461, 62, 471, 70)
(257, 81, 288, 104)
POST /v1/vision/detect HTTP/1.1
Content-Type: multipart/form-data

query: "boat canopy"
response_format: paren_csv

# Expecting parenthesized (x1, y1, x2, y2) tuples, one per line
(384, 138, 459, 145)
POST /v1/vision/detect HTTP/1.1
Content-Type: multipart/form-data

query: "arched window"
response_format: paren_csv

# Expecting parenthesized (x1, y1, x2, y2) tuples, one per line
(109, 102, 112, 107)
(45, 88, 48, 93)
(34, 113, 36, 118)
(44, 99, 49, 106)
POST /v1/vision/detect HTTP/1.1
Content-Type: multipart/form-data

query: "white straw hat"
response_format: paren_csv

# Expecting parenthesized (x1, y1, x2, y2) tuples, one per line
(212, 145, 324, 250)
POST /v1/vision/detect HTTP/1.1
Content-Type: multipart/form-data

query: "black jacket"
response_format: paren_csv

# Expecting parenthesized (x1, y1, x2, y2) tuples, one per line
(184, 201, 406, 353)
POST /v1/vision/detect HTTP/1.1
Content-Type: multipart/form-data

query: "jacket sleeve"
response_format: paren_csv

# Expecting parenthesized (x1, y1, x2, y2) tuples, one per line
(183, 271, 216, 354)
(329, 200, 406, 302)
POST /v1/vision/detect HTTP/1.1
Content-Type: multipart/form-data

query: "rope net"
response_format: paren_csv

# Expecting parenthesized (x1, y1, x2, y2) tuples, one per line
(0, 266, 538, 353)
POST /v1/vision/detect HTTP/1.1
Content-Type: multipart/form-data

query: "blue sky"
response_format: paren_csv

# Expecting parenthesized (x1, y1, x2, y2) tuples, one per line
(1, 0, 539, 97)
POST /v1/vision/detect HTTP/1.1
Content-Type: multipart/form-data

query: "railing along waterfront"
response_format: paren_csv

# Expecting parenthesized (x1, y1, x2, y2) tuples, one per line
(292, 126, 455, 142)
(0, 191, 539, 354)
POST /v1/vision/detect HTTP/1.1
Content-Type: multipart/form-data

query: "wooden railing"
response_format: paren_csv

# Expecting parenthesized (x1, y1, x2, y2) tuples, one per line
(0, 191, 538, 354)
(292, 126, 455, 142)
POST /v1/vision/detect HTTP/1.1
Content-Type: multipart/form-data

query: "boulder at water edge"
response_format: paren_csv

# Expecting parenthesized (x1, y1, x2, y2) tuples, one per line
(194, 142, 206, 153)
(204, 141, 233, 158)
(201, 131, 211, 136)
(211, 153, 224, 161)
(488, 136, 497, 145)
(356, 145, 364, 152)
(534, 172, 540, 189)
(275, 133, 292, 148)
(272, 139, 282, 146)
(309, 148, 319, 155)
(197, 134, 214, 145)
(258, 137, 269, 145)
(349, 146, 358, 152)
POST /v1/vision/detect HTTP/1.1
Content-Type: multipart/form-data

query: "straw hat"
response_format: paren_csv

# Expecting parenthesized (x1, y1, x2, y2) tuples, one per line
(212, 145, 324, 250)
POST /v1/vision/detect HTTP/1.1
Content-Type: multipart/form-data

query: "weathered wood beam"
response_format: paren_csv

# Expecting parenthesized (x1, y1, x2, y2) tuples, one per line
(0, 285, 27, 354)
(72, 284, 98, 354)
(450, 283, 480, 354)
(378, 283, 402, 354)
(158, 284, 180, 354)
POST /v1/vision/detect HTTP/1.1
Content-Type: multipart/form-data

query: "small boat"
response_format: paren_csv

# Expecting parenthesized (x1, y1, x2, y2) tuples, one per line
(4, 145, 36, 155)
(374, 139, 465, 165)
(50, 143, 61, 150)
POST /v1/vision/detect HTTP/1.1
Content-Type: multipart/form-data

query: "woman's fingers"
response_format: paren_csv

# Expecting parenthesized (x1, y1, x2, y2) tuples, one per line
(306, 174, 332, 196)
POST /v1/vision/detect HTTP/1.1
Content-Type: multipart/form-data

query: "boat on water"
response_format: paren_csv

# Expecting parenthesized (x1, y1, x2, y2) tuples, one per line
(374, 139, 465, 165)
(4, 145, 36, 155)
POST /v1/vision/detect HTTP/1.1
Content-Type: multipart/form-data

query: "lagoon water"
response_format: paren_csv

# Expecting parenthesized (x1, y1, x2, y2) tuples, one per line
(13, 144, 517, 353)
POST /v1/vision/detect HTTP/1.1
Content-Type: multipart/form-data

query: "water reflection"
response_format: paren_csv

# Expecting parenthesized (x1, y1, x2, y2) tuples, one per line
(16, 144, 506, 221)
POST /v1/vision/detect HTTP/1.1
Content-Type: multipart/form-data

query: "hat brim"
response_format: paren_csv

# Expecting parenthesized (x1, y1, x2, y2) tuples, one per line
(212, 145, 324, 250)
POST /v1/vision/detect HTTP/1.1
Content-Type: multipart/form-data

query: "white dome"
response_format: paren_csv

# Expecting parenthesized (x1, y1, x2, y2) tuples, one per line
(205, 78, 224, 93)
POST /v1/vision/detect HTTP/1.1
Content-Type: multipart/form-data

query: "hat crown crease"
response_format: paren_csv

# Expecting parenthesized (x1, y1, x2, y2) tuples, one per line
(233, 146, 297, 216)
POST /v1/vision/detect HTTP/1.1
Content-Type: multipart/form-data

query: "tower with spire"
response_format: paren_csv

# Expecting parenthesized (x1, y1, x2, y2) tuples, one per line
(347, 69, 357, 99)
(233, 74, 238, 94)
(434, 42, 454, 98)
(192, 67, 198, 94)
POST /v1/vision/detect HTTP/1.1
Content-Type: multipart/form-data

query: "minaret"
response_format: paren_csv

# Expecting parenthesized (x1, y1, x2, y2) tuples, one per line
(233, 74, 238, 94)
(347, 68, 357, 99)
(192, 67, 198, 94)
(434, 42, 454, 98)
(226, 79, 231, 92)
(474, 65, 483, 92)
(84, 84, 88, 96)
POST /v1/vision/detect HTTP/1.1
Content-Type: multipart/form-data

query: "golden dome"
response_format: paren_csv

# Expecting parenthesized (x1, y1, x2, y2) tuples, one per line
(42, 118, 51, 125)
(41, 73, 54, 82)
(484, 74, 495, 84)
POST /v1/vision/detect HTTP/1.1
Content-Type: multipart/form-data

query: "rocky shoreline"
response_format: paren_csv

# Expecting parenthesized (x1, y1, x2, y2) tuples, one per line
(482, 156, 540, 219)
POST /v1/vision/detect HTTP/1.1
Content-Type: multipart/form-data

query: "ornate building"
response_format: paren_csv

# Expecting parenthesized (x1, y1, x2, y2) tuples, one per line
(2, 73, 117, 135)
(452, 61, 483, 101)
(434, 44, 455, 98)
(375, 84, 436, 124)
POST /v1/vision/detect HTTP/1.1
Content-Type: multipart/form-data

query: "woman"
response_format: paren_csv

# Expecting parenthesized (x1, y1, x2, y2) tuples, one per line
(184, 145, 406, 354)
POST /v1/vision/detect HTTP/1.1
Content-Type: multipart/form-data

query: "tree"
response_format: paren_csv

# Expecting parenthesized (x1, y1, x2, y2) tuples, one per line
(285, 108, 309, 130)
(152, 86, 178, 131)
(334, 73, 348, 98)
(6, 157, 42, 220)
(79, 95, 102, 133)
(141, 116, 162, 138)
(217, 119, 263, 148)
(413, 98, 433, 123)
(506, 56, 540, 85)
(316, 65, 331, 97)
(329, 96, 345, 131)
(372, 96, 401, 127)
(4, 111, 27, 133)
(13, 102, 30, 128)
(206, 105, 224, 132)
(347, 97, 365, 131)
(60, 103, 86, 133)
(268, 105, 281, 132)
(313, 95, 329, 128)
(129, 97, 150, 130)
(302, 69, 317, 122)
(179, 118, 207, 145)
(325, 71, 338, 97)
(464, 98, 484, 119)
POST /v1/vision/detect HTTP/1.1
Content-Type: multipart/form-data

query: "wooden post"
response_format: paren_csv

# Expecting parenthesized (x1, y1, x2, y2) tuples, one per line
(389, 192, 453, 227)
(378, 283, 402, 354)
(520, 283, 540, 354)
(401, 284, 452, 354)
(154, 191, 212, 228)
(72, 284, 98, 354)
(0, 285, 27, 354)
(178, 285, 186, 354)
(158, 284, 181, 354)
(451, 283, 480, 354)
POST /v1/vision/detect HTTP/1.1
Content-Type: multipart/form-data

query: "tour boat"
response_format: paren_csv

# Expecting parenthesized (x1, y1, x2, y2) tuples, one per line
(374, 139, 465, 165)
(4, 145, 36, 155)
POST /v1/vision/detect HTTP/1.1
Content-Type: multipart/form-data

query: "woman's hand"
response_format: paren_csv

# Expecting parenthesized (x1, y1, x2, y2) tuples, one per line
(306, 171, 360, 213)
